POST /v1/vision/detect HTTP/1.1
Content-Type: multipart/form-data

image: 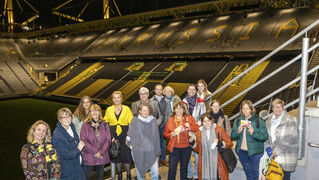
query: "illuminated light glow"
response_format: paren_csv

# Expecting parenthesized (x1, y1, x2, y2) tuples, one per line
(169, 22, 180, 27)
(84, 35, 94, 41)
(281, 8, 296, 14)
(132, 26, 143, 31)
(73, 37, 83, 43)
(191, 20, 199, 24)
(247, 12, 261, 18)
(216, 16, 230, 21)
(120, 28, 128, 32)
(149, 24, 160, 29)
(106, 30, 115, 34)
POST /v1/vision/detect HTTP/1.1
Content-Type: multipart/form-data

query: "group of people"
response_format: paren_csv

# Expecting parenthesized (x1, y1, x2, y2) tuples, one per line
(20, 79, 299, 180)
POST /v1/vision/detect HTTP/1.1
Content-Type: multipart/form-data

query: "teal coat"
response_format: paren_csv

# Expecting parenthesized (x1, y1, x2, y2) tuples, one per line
(231, 113, 268, 156)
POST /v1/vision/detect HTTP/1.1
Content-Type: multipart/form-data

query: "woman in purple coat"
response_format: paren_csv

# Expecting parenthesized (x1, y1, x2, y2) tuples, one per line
(80, 104, 111, 180)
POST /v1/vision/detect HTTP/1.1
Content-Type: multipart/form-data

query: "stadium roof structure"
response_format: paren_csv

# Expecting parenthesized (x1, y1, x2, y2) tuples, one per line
(1, 0, 317, 39)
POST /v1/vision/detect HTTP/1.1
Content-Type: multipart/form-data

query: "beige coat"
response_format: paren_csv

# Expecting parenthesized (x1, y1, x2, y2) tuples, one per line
(216, 115, 231, 137)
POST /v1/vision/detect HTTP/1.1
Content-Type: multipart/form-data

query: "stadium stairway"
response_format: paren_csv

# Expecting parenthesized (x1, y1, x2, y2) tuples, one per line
(76, 79, 113, 98)
(214, 60, 270, 115)
(102, 62, 161, 105)
(49, 62, 104, 95)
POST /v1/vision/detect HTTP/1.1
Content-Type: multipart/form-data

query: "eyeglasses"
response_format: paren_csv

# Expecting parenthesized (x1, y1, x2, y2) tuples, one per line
(139, 93, 148, 95)
(59, 116, 71, 119)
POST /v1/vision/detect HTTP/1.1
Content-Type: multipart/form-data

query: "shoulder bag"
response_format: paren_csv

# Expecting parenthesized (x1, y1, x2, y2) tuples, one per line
(217, 133, 237, 173)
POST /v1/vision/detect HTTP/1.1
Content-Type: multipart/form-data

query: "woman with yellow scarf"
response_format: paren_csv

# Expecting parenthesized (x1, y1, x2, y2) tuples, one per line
(104, 91, 133, 180)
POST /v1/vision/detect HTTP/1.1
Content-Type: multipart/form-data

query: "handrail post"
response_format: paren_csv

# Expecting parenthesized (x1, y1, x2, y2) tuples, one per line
(298, 37, 309, 159)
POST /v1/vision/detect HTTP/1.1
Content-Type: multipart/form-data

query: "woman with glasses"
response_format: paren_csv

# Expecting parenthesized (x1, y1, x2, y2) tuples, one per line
(52, 107, 86, 180)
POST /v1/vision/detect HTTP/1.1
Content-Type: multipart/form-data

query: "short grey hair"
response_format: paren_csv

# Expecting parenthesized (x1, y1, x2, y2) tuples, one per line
(139, 87, 149, 94)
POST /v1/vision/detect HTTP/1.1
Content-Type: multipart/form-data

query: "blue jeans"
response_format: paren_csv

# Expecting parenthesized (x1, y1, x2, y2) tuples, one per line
(132, 153, 159, 180)
(187, 151, 199, 179)
(159, 127, 167, 161)
(283, 171, 291, 180)
(168, 146, 192, 180)
(238, 149, 263, 180)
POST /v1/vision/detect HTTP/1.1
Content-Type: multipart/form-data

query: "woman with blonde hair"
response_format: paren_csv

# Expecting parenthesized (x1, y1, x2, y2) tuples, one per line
(104, 91, 133, 180)
(197, 79, 212, 110)
(73, 95, 93, 136)
(231, 100, 268, 180)
(81, 104, 111, 180)
(265, 98, 298, 180)
(20, 120, 61, 179)
(209, 99, 231, 136)
(164, 102, 200, 180)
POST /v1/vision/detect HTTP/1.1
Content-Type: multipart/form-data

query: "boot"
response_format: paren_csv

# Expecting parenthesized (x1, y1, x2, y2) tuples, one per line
(117, 172, 122, 180)
(127, 174, 131, 180)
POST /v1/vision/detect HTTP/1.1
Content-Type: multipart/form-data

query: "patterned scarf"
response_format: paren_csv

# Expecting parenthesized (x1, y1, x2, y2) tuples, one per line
(32, 141, 58, 163)
(186, 94, 197, 115)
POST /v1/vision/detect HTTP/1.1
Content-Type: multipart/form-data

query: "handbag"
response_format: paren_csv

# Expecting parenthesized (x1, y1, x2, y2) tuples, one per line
(217, 133, 237, 173)
(265, 157, 283, 180)
(103, 123, 121, 159)
(109, 138, 121, 159)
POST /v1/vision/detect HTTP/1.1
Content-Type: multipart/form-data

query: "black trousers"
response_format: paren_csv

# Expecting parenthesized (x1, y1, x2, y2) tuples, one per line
(85, 164, 105, 180)
(168, 146, 192, 180)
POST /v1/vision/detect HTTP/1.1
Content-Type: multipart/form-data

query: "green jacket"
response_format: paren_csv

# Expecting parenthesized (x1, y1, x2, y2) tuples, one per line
(231, 113, 268, 156)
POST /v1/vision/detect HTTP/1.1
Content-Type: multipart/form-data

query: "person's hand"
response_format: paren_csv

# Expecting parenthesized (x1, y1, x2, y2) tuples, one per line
(189, 135, 195, 142)
(184, 123, 190, 128)
(213, 138, 218, 144)
(95, 152, 103, 159)
(171, 132, 177, 138)
(248, 126, 254, 135)
(78, 141, 85, 151)
(238, 126, 244, 133)
(272, 151, 277, 157)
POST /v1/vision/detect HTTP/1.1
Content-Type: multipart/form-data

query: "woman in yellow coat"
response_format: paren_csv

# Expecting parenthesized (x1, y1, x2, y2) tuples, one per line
(104, 91, 133, 180)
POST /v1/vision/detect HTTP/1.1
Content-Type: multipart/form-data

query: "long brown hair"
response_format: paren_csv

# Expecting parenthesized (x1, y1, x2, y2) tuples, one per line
(27, 120, 51, 143)
(74, 95, 93, 122)
(84, 104, 103, 123)
(197, 79, 210, 98)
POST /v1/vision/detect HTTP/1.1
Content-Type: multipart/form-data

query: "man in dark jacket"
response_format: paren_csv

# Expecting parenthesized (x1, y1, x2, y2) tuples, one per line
(152, 84, 170, 167)
(131, 87, 163, 126)
(52, 107, 86, 180)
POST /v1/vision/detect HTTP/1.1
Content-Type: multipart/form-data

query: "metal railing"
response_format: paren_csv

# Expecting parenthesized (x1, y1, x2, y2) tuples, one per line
(206, 18, 319, 160)
(205, 18, 319, 102)
(228, 47, 319, 121)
